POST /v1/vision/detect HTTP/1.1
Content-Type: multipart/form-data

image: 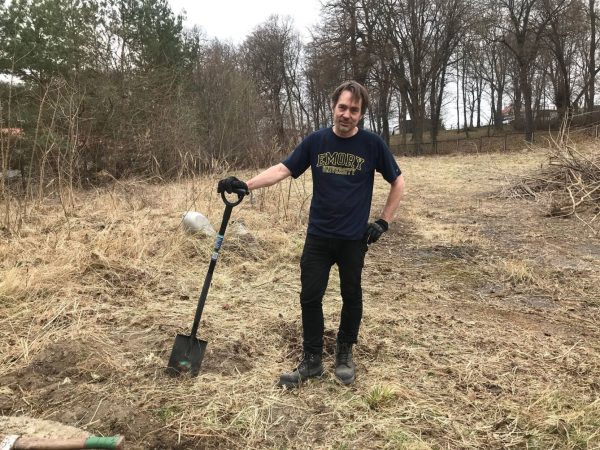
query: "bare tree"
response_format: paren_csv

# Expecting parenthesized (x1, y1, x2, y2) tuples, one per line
(498, 0, 570, 141)
(319, 0, 373, 84)
(368, 57, 394, 143)
(570, 0, 600, 115)
(541, 0, 587, 118)
(242, 16, 303, 146)
(378, 0, 469, 145)
(305, 0, 375, 133)
(468, 6, 512, 132)
(485, 29, 512, 130)
(304, 39, 340, 130)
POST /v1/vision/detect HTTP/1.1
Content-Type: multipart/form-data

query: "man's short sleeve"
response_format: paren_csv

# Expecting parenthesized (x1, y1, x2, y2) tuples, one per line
(376, 139, 402, 183)
(282, 137, 312, 179)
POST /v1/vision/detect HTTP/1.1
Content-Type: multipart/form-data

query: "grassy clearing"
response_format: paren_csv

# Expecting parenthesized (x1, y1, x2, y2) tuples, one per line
(1, 142, 599, 449)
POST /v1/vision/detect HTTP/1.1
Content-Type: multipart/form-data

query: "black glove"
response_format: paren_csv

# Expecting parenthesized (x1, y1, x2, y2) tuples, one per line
(217, 176, 249, 195)
(364, 219, 389, 245)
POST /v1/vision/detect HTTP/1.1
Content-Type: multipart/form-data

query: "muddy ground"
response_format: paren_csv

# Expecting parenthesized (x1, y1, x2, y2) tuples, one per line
(1, 147, 599, 449)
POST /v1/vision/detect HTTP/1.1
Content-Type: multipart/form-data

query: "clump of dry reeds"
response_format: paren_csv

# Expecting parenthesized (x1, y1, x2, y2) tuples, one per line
(507, 123, 600, 232)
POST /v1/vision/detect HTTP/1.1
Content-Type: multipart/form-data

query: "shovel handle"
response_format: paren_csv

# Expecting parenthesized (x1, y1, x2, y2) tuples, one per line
(12, 435, 124, 450)
(220, 190, 245, 207)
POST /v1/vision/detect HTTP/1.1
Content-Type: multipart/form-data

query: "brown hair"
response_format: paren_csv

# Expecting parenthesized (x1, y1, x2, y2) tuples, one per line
(330, 80, 369, 115)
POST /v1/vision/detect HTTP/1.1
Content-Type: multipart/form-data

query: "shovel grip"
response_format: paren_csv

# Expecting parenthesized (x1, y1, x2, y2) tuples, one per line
(220, 190, 245, 207)
(85, 436, 124, 449)
(12, 435, 124, 450)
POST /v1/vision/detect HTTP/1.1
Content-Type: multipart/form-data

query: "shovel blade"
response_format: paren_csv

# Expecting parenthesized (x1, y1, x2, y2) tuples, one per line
(166, 334, 207, 377)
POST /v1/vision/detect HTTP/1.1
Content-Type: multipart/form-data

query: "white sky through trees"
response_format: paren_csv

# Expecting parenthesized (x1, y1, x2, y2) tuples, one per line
(169, 0, 488, 129)
(168, 0, 322, 44)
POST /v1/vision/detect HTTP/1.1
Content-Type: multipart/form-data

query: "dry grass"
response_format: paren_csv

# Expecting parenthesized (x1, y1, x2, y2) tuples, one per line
(1, 144, 600, 449)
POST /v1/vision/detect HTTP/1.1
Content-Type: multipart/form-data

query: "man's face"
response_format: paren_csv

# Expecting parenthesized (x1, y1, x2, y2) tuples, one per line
(332, 90, 363, 138)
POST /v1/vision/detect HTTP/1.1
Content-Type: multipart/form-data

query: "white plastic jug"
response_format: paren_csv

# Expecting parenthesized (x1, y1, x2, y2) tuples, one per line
(182, 211, 216, 236)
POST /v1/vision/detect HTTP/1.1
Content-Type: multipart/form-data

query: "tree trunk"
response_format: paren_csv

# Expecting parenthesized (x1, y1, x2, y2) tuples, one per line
(456, 64, 460, 131)
(513, 74, 523, 127)
(410, 102, 425, 146)
(476, 78, 483, 128)
(495, 86, 504, 131)
(520, 65, 534, 142)
(431, 64, 447, 144)
(490, 80, 496, 134)
(399, 94, 407, 146)
(588, 0, 597, 113)
(462, 56, 469, 136)
(273, 95, 285, 146)
(382, 114, 390, 145)
(430, 77, 437, 141)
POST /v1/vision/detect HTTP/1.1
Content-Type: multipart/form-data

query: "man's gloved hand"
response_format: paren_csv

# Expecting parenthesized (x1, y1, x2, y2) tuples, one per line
(364, 219, 389, 245)
(217, 176, 249, 195)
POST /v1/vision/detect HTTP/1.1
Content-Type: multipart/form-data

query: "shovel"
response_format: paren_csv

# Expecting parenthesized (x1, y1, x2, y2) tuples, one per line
(166, 189, 246, 377)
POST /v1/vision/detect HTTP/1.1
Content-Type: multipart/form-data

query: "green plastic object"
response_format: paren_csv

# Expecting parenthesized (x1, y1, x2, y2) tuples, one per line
(84, 435, 124, 449)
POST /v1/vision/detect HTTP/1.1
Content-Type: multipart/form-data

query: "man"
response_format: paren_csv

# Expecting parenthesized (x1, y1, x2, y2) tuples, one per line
(218, 80, 404, 387)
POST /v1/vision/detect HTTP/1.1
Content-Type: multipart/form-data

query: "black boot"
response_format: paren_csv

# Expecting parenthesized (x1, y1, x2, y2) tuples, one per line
(335, 341, 356, 385)
(277, 352, 324, 388)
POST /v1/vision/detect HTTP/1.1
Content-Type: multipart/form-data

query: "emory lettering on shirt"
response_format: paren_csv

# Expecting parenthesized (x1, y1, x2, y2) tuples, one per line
(316, 152, 365, 176)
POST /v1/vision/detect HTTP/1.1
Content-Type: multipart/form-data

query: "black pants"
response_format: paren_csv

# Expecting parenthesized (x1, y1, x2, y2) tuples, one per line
(299, 234, 367, 354)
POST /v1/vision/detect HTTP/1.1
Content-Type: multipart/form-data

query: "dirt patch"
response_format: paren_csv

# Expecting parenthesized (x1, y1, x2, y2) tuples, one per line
(0, 416, 87, 439)
(2, 338, 171, 448)
(200, 341, 256, 375)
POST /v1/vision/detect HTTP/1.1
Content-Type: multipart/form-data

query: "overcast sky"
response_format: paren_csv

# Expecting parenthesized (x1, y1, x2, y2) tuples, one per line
(167, 0, 323, 44)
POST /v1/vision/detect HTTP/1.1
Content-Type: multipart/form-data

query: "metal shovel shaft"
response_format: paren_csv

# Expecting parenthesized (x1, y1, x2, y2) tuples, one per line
(189, 202, 234, 338)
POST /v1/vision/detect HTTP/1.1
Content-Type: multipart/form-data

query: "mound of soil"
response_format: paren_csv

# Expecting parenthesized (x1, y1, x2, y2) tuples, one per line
(0, 415, 87, 439)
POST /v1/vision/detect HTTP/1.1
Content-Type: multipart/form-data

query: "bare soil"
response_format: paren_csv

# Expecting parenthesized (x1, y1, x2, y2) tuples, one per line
(1, 146, 599, 449)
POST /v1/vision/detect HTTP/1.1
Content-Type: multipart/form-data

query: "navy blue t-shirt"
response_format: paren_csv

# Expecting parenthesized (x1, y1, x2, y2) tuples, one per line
(282, 127, 401, 240)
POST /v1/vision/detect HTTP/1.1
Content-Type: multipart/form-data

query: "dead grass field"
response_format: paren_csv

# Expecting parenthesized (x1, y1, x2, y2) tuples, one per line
(1, 141, 600, 449)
